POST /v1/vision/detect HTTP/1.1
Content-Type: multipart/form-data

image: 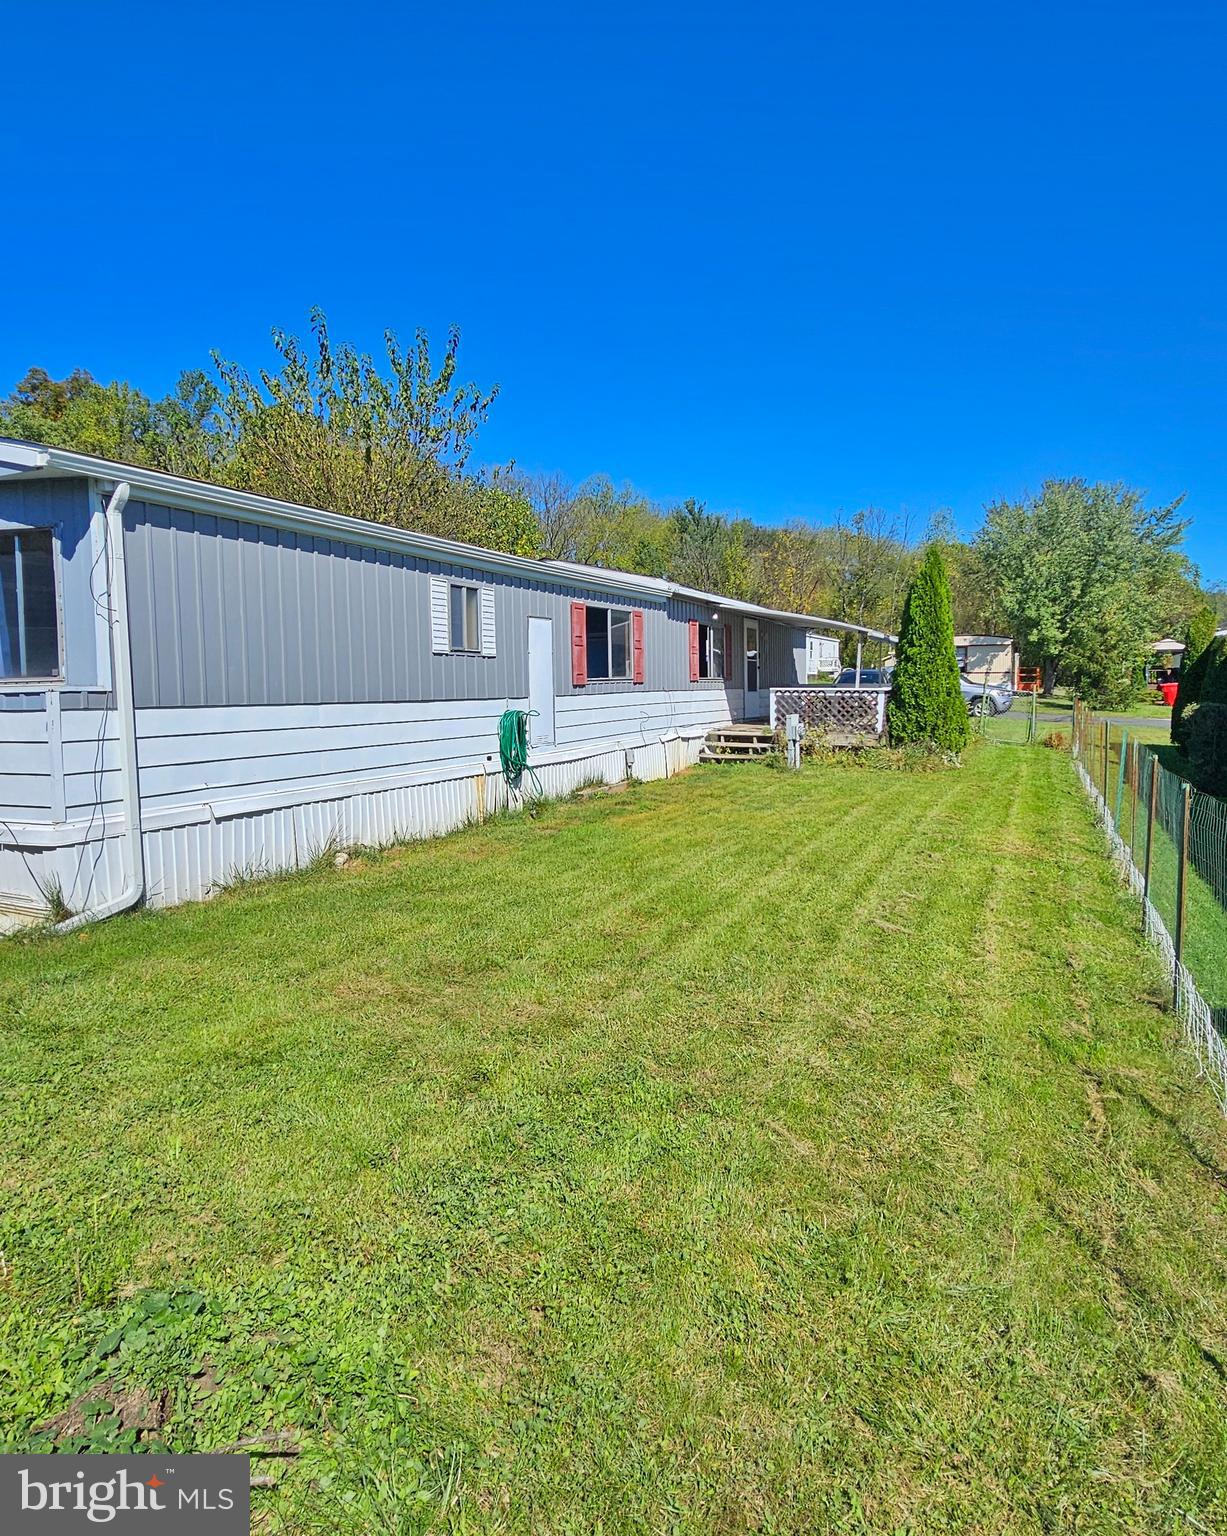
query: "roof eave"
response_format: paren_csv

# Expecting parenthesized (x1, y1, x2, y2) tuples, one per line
(0, 441, 668, 602)
(0, 440, 899, 636)
(667, 582, 895, 640)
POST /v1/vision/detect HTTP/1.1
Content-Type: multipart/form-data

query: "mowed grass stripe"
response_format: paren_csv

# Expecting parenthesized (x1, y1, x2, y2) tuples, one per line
(3, 747, 1227, 1533)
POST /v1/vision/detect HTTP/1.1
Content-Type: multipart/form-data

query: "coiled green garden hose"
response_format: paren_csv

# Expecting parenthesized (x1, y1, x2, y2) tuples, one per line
(498, 708, 543, 797)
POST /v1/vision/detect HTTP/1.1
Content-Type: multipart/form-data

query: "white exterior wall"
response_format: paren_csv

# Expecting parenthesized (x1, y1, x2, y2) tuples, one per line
(0, 687, 731, 919)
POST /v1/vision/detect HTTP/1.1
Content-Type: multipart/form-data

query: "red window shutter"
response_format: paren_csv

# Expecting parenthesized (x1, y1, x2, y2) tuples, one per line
(632, 609, 645, 684)
(723, 624, 733, 681)
(570, 601, 588, 686)
(688, 620, 700, 682)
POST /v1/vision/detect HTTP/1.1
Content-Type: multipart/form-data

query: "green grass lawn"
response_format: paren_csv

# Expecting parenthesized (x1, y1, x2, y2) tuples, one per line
(983, 713, 1170, 749)
(4, 749, 1227, 1533)
(1034, 695, 1173, 720)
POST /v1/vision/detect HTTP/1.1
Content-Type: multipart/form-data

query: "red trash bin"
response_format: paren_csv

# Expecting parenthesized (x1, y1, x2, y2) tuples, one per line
(1159, 681, 1179, 708)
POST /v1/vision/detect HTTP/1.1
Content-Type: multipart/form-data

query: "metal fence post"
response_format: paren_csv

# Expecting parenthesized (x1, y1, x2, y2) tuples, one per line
(1129, 739, 1139, 856)
(1174, 782, 1192, 1009)
(1142, 752, 1157, 923)
(1114, 729, 1128, 827)
(1102, 719, 1110, 805)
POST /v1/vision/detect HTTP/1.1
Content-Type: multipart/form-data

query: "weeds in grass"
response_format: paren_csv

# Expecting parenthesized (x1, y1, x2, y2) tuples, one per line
(568, 774, 611, 798)
(34, 873, 72, 925)
(782, 728, 963, 771)
(208, 858, 274, 897)
(302, 834, 346, 876)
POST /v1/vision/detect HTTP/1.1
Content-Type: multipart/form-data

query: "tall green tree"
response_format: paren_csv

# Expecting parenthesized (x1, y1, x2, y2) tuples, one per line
(887, 547, 969, 751)
(1183, 605, 1219, 671)
(923, 510, 1002, 635)
(976, 479, 1188, 706)
(0, 367, 156, 462)
(667, 499, 752, 598)
(570, 477, 671, 572)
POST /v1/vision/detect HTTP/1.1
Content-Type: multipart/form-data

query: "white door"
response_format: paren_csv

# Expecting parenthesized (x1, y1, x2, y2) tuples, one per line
(744, 620, 764, 719)
(527, 616, 555, 746)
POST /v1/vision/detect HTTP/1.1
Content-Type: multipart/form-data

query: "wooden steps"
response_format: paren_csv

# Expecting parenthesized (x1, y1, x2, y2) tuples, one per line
(699, 724, 776, 763)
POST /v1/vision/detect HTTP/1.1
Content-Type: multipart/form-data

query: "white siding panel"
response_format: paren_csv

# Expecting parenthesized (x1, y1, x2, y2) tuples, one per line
(60, 709, 120, 743)
(0, 711, 50, 745)
(132, 714, 508, 768)
(134, 697, 511, 735)
(0, 708, 53, 821)
(1, 774, 56, 813)
(2, 742, 58, 775)
(553, 687, 736, 747)
(61, 738, 124, 775)
(0, 829, 126, 919)
(64, 769, 125, 814)
(3, 691, 714, 916)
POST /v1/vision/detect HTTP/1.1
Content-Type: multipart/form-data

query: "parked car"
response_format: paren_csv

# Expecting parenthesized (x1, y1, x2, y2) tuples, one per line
(834, 667, 892, 686)
(834, 665, 1013, 716)
(961, 672, 1014, 716)
(835, 664, 1014, 717)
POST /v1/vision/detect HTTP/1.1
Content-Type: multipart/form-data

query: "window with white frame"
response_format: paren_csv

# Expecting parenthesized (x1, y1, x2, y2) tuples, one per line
(430, 574, 495, 657)
(449, 582, 480, 651)
(0, 528, 60, 681)
(584, 605, 633, 680)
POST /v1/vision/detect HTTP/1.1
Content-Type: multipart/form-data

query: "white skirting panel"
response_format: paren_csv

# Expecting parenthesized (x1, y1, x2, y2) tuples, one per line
(1, 690, 718, 919)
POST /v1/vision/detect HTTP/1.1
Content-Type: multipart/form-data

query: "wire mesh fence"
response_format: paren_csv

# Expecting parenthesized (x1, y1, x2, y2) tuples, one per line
(1072, 700, 1227, 1112)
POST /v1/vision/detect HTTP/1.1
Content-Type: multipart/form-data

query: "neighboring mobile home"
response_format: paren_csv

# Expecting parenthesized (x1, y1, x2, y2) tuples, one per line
(953, 634, 1016, 689)
(0, 441, 880, 923)
(805, 631, 841, 679)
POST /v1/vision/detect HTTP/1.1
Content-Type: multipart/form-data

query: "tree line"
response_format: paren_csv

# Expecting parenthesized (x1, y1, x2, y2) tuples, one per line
(2, 308, 1222, 707)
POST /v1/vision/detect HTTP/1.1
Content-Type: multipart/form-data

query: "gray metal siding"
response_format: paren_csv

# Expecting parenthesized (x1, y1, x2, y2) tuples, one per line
(123, 499, 755, 711)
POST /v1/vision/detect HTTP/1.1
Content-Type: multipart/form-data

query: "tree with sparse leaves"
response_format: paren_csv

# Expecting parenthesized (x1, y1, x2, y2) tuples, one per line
(887, 546, 969, 751)
(207, 309, 538, 551)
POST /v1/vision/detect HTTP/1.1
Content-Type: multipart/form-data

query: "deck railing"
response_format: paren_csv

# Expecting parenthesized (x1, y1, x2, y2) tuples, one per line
(768, 685, 889, 740)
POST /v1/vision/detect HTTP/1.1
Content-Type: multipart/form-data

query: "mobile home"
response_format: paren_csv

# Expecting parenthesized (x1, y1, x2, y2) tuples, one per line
(805, 631, 841, 679)
(953, 635, 1016, 689)
(0, 442, 879, 924)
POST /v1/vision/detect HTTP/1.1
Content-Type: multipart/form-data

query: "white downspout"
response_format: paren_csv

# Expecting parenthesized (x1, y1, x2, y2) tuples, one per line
(55, 482, 145, 932)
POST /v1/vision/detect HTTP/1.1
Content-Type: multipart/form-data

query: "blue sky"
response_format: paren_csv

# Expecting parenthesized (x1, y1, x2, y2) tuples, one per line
(3, 0, 1225, 579)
